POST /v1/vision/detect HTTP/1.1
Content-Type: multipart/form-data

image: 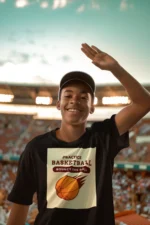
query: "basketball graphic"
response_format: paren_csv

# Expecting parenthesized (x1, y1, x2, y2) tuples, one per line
(55, 175, 86, 200)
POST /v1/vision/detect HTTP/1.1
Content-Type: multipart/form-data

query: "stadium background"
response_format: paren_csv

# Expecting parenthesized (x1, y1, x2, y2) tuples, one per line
(0, 0, 150, 224)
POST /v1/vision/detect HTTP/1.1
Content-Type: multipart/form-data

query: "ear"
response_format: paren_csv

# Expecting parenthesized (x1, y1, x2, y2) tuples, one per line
(90, 105, 95, 114)
(56, 100, 60, 110)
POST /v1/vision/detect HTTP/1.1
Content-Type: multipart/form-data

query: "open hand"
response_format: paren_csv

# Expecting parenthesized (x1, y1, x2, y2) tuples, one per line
(81, 43, 118, 72)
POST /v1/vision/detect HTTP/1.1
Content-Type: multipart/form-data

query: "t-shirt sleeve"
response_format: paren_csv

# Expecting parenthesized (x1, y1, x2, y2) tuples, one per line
(91, 114, 129, 159)
(7, 143, 36, 205)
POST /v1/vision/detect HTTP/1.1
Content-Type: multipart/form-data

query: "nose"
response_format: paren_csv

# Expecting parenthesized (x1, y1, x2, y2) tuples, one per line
(70, 96, 80, 104)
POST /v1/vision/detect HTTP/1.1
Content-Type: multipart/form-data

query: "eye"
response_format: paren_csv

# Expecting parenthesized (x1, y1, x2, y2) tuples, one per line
(81, 96, 88, 100)
(64, 95, 72, 98)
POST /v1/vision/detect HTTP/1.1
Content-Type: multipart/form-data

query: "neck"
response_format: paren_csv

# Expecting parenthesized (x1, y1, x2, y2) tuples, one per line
(56, 122, 86, 142)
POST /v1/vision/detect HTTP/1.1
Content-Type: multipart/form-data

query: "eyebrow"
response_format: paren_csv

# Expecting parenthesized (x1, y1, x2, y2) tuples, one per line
(64, 90, 73, 93)
(64, 90, 88, 94)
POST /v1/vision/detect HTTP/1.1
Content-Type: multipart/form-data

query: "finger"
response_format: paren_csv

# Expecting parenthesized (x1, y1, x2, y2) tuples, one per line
(82, 45, 96, 57)
(91, 45, 103, 54)
(81, 48, 94, 60)
(82, 43, 96, 57)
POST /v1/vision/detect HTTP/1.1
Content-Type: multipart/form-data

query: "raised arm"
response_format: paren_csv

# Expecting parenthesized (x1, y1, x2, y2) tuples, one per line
(7, 203, 29, 225)
(81, 43, 150, 135)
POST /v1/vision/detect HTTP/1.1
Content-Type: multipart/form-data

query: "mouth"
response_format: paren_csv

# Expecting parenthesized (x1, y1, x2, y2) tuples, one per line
(66, 108, 81, 112)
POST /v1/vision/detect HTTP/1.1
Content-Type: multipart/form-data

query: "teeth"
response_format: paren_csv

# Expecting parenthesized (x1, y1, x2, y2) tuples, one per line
(68, 109, 80, 112)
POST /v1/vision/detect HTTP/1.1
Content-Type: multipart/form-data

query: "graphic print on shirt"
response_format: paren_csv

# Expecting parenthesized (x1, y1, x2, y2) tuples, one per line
(55, 175, 86, 200)
(47, 147, 96, 209)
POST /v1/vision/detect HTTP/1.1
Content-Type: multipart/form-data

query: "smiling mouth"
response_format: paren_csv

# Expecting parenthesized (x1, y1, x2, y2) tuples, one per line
(67, 109, 81, 112)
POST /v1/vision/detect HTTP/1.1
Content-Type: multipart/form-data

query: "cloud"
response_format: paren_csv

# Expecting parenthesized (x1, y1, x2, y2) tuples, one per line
(9, 51, 31, 64)
(58, 55, 72, 62)
(0, 0, 6, 3)
(28, 40, 36, 45)
(20, 53, 30, 63)
(15, 0, 29, 8)
(8, 52, 52, 65)
(40, 1, 49, 8)
(120, 0, 134, 11)
(40, 55, 51, 65)
(120, 0, 128, 11)
(41, 58, 50, 65)
(33, 75, 47, 82)
(8, 36, 17, 43)
(7, 30, 36, 45)
(0, 60, 10, 66)
(91, 0, 100, 10)
(77, 4, 85, 13)
(52, 0, 68, 9)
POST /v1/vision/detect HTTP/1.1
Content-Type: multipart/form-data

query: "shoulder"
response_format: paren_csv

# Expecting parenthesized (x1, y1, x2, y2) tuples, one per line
(18, 132, 54, 166)
(21, 130, 55, 156)
(90, 114, 116, 133)
(27, 131, 54, 148)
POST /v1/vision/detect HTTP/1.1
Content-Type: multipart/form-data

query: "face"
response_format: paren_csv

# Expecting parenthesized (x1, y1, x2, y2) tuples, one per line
(57, 81, 95, 126)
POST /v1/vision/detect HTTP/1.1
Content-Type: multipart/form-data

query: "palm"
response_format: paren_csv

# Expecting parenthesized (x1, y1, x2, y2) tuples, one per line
(81, 43, 118, 71)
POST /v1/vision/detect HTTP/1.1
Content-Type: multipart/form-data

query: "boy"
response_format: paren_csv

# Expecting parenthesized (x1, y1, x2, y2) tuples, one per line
(7, 43, 150, 225)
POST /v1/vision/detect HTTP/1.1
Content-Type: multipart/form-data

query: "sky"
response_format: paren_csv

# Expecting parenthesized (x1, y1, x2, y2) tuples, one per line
(0, 0, 150, 86)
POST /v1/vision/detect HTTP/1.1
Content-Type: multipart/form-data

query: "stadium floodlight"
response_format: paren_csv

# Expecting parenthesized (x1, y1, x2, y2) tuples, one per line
(0, 104, 150, 120)
(94, 96, 98, 105)
(35, 96, 53, 105)
(102, 96, 130, 105)
(0, 94, 14, 103)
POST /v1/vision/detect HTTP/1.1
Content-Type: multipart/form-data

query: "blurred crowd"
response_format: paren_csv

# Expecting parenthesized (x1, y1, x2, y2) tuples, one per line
(113, 170, 150, 217)
(0, 114, 60, 156)
(0, 114, 150, 162)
